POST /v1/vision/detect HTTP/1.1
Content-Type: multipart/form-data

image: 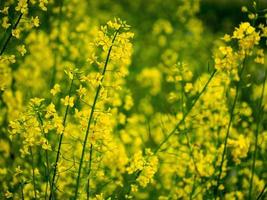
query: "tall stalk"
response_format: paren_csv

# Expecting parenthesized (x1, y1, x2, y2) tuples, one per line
(36, 112, 52, 200)
(0, 0, 30, 129)
(214, 60, 246, 199)
(50, 0, 65, 88)
(154, 69, 217, 154)
(20, 182, 25, 200)
(122, 69, 217, 197)
(256, 184, 266, 200)
(49, 78, 74, 200)
(73, 28, 120, 200)
(30, 147, 37, 199)
(86, 144, 93, 200)
(248, 70, 266, 199)
(0, 0, 30, 56)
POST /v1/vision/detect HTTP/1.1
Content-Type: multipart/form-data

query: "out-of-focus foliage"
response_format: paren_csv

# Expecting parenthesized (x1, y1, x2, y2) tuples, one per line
(0, 0, 267, 199)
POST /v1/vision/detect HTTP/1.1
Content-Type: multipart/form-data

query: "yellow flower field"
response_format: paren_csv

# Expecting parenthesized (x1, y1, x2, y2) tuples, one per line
(0, 0, 266, 199)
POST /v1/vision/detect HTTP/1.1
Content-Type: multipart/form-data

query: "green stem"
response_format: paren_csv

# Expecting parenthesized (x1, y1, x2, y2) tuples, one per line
(49, 77, 74, 200)
(20, 182, 25, 200)
(36, 112, 51, 200)
(122, 69, 217, 198)
(185, 130, 202, 177)
(30, 147, 37, 199)
(190, 175, 196, 200)
(0, 0, 30, 56)
(248, 70, 266, 200)
(180, 80, 201, 177)
(50, 0, 65, 88)
(73, 28, 120, 200)
(214, 60, 246, 199)
(256, 184, 266, 200)
(86, 144, 93, 200)
(0, 0, 30, 130)
(154, 69, 217, 154)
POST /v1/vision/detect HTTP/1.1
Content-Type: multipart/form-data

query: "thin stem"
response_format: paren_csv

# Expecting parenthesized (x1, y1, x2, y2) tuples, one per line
(154, 69, 217, 154)
(256, 184, 266, 200)
(0, 0, 30, 56)
(248, 70, 266, 200)
(36, 112, 51, 200)
(214, 60, 246, 199)
(185, 131, 202, 177)
(30, 147, 37, 199)
(50, 0, 65, 88)
(86, 144, 93, 200)
(180, 81, 201, 177)
(49, 78, 74, 200)
(122, 69, 217, 198)
(190, 175, 196, 200)
(0, 0, 30, 130)
(20, 182, 25, 200)
(73, 28, 120, 200)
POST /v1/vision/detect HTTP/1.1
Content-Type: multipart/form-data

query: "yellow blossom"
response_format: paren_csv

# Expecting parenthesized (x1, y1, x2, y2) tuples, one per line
(17, 45, 27, 56)
(50, 84, 61, 96)
(61, 96, 75, 107)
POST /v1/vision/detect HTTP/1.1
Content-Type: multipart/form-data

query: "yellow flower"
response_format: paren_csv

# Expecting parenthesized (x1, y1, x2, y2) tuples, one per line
(228, 135, 250, 164)
(185, 83, 193, 93)
(50, 84, 61, 96)
(241, 6, 248, 12)
(222, 34, 231, 42)
(61, 96, 75, 107)
(0, 6, 9, 15)
(77, 85, 87, 98)
(15, 166, 23, 176)
(30, 98, 45, 107)
(124, 94, 134, 110)
(39, 0, 48, 11)
(254, 49, 264, 64)
(17, 45, 27, 56)
(15, 0, 28, 13)
(4, 191, 13, 198)
(31, 16, 40, 27)
(131, 184, 138, 193)
(12, 29, 21, 39)
(2, 17, 11, 29)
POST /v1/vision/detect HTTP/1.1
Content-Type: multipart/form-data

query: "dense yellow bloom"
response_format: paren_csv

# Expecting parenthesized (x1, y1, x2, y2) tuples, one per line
(1, 1, 266, 199)
(228, 135, 250, 164)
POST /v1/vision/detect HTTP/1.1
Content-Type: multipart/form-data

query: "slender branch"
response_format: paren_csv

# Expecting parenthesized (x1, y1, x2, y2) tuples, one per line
(73, 28, 121, 200)
(0, 0, 30, 56)
(49, 0, 65, 88)
(179, 82, 202, 177)
(185, 130, 202, 177)
(86, 144, 93, 200)
(30, 147, 37, 199)
(214, 60, 246, 199)
(122, 69, 217, 197)
(20, 182, 25, 200)
(190, 175, 197, 200)
(49, 77, 74, 200)
(256, 184, 266, 200)
(154, 69, 217, 154)
(248, 70, 266, 199)
(36, 112, 52, 200)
